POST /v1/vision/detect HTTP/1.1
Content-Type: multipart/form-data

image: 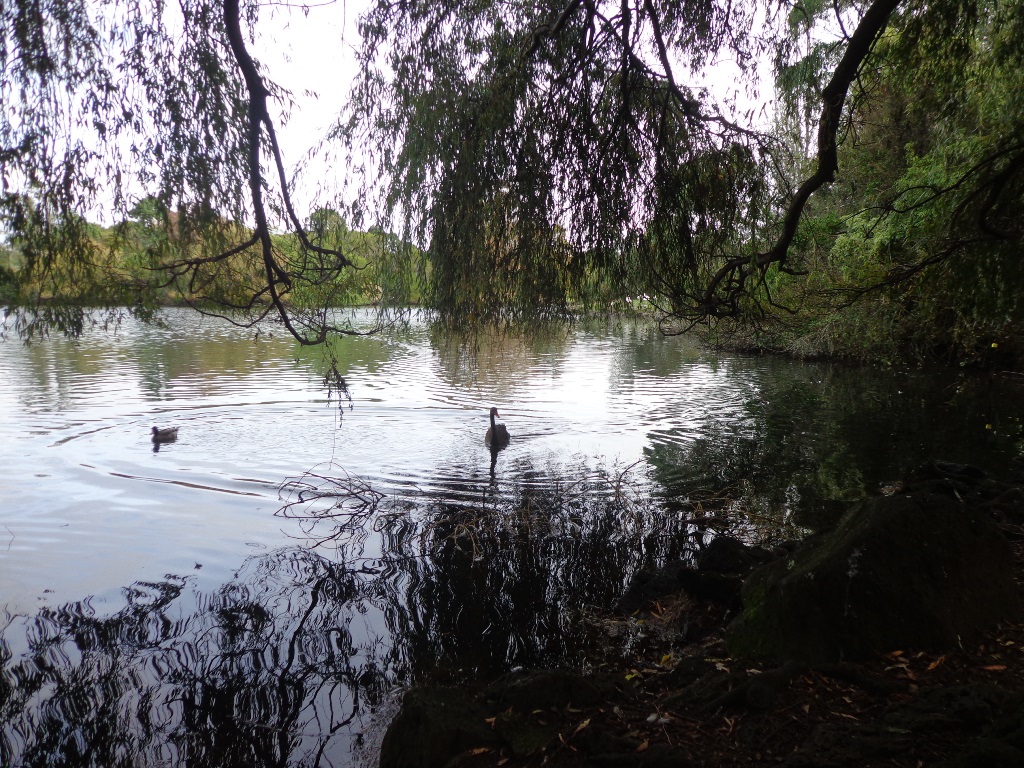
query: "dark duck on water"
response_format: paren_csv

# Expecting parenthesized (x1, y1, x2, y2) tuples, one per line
(151, 426, 179, 443)
(485, 407, 510, 447)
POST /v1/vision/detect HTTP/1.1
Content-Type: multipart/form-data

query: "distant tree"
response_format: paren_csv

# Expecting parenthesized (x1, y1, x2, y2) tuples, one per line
(308, 208, 349, 246)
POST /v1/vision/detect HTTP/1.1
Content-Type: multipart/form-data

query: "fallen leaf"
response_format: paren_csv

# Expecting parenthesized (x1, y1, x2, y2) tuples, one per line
(636, 740, 650, 752)
(982, 665, 1007, 671)
(721, 716, 737, 736)
(572, 719, 591, 736)
(926, 655, 947, 671)
(466, 748, 490, 756)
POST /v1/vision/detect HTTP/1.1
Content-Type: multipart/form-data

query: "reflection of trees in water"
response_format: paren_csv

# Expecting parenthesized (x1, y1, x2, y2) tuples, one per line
(0, 549, 386, 768)
(644, 377, 866, 542)
(3, 453, 768, 767)
(281, 458, 698, 680)
(640, 361, 1024, 541)
(428, 322, 575, 391)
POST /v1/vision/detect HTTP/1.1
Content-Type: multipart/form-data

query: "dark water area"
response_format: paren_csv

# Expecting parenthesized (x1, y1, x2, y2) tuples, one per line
(1, 310, 1022, 767)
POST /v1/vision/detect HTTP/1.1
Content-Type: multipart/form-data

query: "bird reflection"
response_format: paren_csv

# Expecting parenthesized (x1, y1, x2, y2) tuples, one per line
(488, 443, 503, 479)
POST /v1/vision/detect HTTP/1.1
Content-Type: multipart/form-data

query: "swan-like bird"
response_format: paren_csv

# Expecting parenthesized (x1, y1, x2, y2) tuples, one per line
(485, 407, 510, 446)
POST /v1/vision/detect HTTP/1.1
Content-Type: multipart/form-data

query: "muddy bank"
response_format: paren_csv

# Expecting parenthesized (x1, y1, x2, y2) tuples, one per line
(380, 461, 1024, 768)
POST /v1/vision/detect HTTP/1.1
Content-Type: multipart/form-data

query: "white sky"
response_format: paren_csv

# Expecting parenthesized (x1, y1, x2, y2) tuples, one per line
(249, 0, 774, 217)
(253, 1, 368, 160)
(72, 0, 775, 225)
(249, 0, 371, 215)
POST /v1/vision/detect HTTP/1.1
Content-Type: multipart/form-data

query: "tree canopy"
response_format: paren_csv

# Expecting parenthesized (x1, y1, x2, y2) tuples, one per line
(2, 0, 1022, 357)
(343, 0, 1023, 343)
(1, 0, 366, 342)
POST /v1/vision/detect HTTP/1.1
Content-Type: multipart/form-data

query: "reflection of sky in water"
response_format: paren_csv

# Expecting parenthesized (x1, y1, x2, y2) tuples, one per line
(0, 310, 754, 615)
(4, 309, 1024, 624)
(4, 311, 1024, 767)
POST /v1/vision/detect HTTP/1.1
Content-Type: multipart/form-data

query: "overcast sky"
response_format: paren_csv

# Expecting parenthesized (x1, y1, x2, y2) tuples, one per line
(250, 0, 369, 211)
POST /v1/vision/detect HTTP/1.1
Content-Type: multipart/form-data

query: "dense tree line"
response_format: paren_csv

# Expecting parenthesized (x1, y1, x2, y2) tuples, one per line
(1, 0, 1021, 362)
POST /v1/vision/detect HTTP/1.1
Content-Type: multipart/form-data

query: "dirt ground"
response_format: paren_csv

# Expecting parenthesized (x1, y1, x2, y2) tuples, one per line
(437, 537, 1024, 768)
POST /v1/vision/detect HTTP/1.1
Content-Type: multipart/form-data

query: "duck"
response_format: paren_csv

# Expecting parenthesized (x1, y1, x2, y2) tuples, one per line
(151, 426, 179, 443)
(485, 407, 510, 446)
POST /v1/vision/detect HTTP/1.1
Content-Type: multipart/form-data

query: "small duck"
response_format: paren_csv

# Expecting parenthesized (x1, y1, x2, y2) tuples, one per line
(151, 426, 179, 443)
(485, 407, 510, 447)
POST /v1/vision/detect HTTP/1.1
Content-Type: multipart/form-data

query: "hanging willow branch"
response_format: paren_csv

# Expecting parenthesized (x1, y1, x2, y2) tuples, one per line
(0, 0, 379, 344)
(170, 0, 356, 344)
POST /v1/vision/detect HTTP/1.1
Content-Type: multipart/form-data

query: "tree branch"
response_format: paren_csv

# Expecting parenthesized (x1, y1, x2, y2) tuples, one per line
(698, 0, 905, 317)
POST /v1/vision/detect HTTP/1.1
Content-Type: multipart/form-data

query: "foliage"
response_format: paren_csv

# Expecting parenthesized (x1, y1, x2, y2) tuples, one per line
(340, 0, 786, 330)
(732, 0, 1024, 363)
(0, 0, 397, 343)
(2, 0, 1022, 362)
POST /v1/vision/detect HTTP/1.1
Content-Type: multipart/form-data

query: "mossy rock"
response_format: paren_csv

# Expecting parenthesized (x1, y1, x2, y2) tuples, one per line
(726, 493, 1019, 662)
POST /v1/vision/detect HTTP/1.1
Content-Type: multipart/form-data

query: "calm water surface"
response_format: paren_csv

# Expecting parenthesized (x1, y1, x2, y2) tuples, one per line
(1, 309, 1022, 767)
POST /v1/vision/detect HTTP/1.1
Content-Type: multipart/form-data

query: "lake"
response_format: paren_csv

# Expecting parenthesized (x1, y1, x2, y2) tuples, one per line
(2, 308, 1022, 766)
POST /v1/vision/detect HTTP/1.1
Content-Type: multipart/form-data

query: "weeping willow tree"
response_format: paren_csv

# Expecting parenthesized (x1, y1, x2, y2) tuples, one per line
(3, 0, 1022, 346)
(0, 0, 371, 343)
(337, 0, 892, 329)
(340, 0, 1023, 340)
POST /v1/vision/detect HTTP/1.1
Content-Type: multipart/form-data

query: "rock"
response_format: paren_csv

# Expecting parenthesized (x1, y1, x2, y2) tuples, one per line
(902, 460, 995, 501)
(491, 711, 557, 759)
(675, 568, 743, 611)
(616, 536, 776, 615)
(791, 498, 852, 532)
(615, 560, 693, 614)
(378, 687, 497, 768)
(696, 535, 776, 575)
(726, 493, 1020, 662)
(486, 668, 614, 712)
